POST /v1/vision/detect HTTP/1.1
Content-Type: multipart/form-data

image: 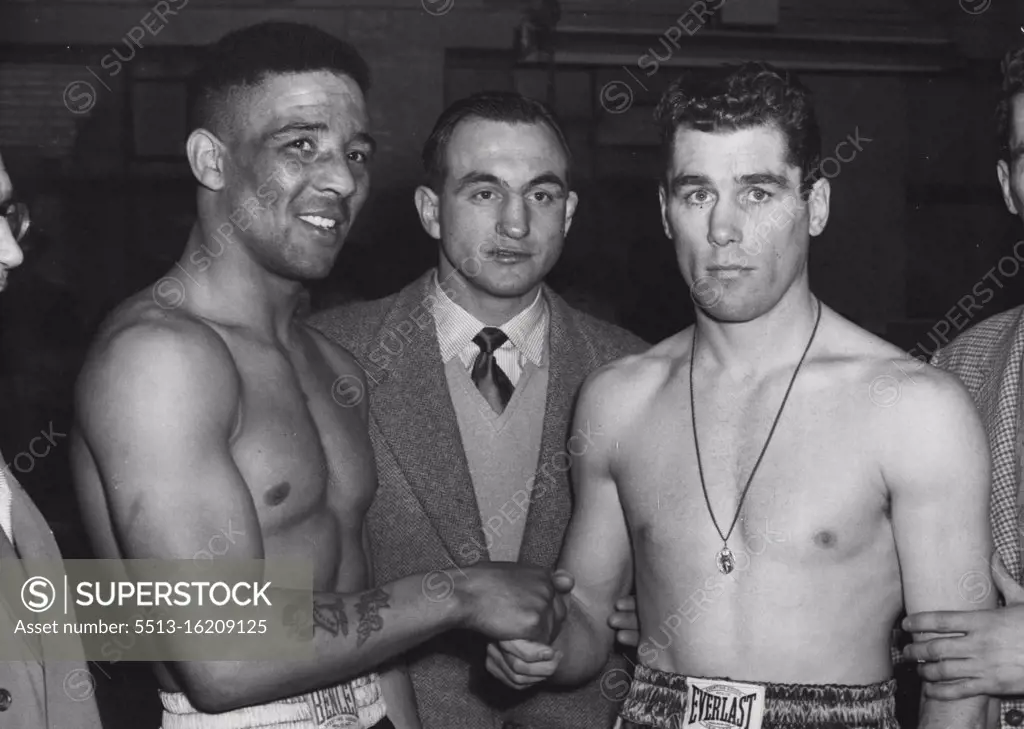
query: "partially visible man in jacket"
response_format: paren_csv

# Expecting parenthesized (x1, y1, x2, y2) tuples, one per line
(0, 147, 104, 729)
(904, 46, 1024, 729)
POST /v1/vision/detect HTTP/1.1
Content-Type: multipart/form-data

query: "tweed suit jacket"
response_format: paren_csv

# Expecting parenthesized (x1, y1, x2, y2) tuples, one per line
(0, 463, 104, 729)
(309, 269, 648, 729)
(932, 306, 1024, 728)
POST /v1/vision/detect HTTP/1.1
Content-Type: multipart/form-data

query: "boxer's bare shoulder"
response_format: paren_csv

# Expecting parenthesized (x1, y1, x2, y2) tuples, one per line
(810, 310, 979, 444)
(72, 286, 376, 589)
(300, 321, 370, 422)
(79, 290, 239, 387)
(72, 291, 248, 562)
(76, 289, 243, 444)
(843, 330, 988, 513)
(579, 327, 695, 441)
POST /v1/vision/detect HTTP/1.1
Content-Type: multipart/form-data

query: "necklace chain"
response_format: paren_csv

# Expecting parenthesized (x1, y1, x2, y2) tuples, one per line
(689, 300, 823, 557)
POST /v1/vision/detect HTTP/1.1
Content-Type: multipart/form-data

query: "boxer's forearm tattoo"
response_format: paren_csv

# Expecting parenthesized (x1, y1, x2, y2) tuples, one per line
(356, 588, 390, 647)
(313, 596, 349, 637)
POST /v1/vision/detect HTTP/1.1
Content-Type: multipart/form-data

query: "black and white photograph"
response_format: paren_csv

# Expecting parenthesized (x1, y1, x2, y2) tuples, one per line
(0, 0, 1023, 727)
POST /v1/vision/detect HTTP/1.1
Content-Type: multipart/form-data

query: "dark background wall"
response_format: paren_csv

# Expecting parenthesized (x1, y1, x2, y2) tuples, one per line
(0, 0, 1022, 725)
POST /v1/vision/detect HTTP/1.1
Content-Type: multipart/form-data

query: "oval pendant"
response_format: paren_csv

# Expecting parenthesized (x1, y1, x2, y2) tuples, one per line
(716, 547, 735, 574)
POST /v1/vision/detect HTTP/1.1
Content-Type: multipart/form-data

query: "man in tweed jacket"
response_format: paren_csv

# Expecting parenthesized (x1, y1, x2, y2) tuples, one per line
(902, 47, 1024, 728)
(310, 92, 647, 729)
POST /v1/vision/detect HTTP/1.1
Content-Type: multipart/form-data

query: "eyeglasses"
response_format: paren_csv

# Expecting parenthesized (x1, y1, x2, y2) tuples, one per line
(0, 200, 30, 244)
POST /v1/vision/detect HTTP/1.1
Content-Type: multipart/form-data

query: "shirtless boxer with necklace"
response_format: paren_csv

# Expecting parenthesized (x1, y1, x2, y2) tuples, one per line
(485, 62, 995, 729)
(695, 299, 820, 576)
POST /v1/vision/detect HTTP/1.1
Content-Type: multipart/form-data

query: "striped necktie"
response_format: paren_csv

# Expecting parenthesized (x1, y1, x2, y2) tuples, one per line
(471, 327, 514, 414)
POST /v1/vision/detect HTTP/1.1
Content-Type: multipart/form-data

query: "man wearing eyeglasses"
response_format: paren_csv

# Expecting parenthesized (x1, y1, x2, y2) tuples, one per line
(0, 149, 105, 728)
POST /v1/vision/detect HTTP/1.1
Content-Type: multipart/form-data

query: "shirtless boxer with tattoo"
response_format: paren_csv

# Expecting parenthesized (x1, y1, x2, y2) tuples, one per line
(486, 63, 995, 729)
(69, 22, 570, 729)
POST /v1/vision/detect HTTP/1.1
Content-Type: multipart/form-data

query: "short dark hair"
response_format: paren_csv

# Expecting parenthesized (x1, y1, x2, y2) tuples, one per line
(187, 21, 370, 137)
(421, 91, 572, 191)
(997, 47, 1024, 164)
(654, 62, 821, 198)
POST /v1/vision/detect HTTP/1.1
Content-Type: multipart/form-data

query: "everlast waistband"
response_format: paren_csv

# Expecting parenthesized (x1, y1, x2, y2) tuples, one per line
(615, 663, 898, 729)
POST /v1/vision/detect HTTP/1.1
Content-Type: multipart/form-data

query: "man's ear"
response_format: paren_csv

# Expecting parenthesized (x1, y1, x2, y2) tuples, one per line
(658, 184, 672, 239)
(997, 160, 1020, 217)
(187, 128, 228, 191)
(563, 191, 579, 237)
(414, 185, 442, 240)
(807, 177, 831, 237)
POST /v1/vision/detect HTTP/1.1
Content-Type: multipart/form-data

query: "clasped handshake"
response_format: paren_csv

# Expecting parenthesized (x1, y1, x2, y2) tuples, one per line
(461, 563, 580, 691)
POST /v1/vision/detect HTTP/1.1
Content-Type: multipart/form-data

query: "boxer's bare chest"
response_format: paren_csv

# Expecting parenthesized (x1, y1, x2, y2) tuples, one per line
(212, 325, 375, 588)
(620, 359, 904, 678)
(622, 369, 893, 579)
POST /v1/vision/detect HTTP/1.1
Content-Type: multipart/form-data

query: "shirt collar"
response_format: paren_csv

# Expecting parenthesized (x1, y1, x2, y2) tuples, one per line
(430, 270, 547, 366)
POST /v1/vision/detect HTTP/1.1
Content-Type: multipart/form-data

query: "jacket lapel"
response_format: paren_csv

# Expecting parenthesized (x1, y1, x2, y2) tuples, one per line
(10, 479, 60, 563)
(0, 503, 20, 560)
(369, 272, 487, 567)
(517, 290, 590, 568)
